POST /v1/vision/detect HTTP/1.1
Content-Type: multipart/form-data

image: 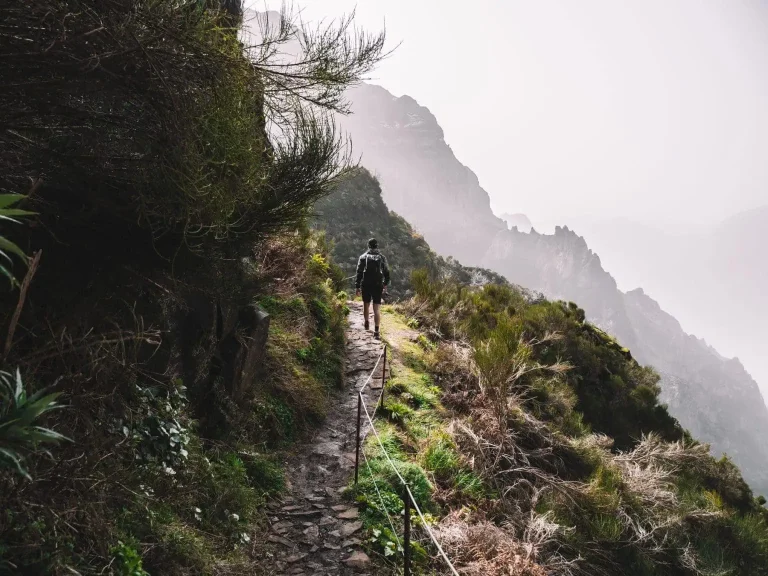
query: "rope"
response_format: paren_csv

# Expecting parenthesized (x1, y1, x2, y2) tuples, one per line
(358, 348, 384, 394)
(359, 391, 461, 576)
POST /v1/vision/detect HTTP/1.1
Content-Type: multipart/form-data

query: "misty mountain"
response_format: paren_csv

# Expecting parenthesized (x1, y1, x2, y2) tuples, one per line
(338, 84, 506, 265)
(500, 212, 533, 232)
(565, 206, 768, 402)
(337, 83, 768, 496)
(482, 226, 768, 495)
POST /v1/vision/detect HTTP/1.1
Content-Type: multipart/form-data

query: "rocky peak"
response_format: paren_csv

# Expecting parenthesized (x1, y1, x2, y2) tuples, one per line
(338, 83, 505, 266)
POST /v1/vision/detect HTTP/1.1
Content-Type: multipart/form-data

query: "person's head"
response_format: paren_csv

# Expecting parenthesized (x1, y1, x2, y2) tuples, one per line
(368, 238, 378, 250)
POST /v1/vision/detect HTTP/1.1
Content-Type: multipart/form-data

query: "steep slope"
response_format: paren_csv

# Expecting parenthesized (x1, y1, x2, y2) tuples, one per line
(337, 83, 506, 265)
(623, 287, 768, 497)
(482, 225, 768, 497)
(338, 84, 768, 497)
(560, 206, 768, 401)
(312, 168, 507, 300)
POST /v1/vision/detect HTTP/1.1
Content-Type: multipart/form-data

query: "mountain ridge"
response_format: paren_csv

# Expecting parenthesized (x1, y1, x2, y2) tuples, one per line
(337, 82, 768, 497)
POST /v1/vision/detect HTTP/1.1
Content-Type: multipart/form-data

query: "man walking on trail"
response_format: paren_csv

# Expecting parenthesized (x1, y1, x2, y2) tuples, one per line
(355, 238, 390, 340)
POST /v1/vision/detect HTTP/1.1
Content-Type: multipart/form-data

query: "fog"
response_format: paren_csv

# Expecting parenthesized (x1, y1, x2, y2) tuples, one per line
(248, 0, 768, 400)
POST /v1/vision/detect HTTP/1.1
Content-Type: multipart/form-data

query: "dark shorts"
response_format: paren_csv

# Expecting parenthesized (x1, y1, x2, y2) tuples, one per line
(361, 286, 384, 304)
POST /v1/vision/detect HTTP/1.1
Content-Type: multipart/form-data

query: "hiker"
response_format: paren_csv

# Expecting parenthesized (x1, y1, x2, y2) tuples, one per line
(355, 238, 390, 340)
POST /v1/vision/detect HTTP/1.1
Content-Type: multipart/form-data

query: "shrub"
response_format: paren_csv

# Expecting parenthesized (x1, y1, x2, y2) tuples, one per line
(111, 540, 149, 576)
(0, 369, 68, 479)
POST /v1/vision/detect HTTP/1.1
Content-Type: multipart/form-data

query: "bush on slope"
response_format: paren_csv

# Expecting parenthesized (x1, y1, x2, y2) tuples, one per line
(397, 275, 768, 576)
(313, 168, 506, 299)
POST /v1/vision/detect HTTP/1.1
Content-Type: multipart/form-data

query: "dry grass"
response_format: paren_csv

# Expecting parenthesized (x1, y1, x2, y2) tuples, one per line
(438, 511, 548, 576)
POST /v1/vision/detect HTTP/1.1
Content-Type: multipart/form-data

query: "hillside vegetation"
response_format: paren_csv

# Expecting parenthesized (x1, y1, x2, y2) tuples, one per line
(352, 293, 768, 575)
(336, 81, 768, 500)
(313, 168, 506, 299)
(314, 164, 768, 576)
(0, 2, 382, 574)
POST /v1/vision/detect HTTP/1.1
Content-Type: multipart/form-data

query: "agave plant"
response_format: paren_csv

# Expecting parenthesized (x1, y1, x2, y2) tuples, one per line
(0, 368, 69, 479)
(0, 192, 67, 478)
(0, 193, 34, 284)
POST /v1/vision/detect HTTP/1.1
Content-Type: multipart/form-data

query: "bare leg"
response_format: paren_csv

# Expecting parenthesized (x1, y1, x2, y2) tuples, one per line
(363, 301, 370, 328)
(373, 303, 381, 331)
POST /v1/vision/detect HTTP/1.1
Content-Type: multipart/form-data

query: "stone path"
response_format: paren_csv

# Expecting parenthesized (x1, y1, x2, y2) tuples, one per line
(266, 301, 389, 575)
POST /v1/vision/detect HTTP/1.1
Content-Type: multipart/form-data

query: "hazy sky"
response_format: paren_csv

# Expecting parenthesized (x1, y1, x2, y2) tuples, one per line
(250, 0, 768, 226)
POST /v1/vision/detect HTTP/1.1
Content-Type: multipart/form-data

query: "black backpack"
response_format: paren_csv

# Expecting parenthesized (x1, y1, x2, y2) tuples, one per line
(361, 252, 384, 288)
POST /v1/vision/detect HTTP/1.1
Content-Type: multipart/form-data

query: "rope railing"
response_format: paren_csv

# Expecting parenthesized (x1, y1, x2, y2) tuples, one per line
(354, 343, 460, 576)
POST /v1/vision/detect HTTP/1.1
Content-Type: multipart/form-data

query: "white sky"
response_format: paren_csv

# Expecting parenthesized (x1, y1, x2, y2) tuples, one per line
(248, 0, 768, 226)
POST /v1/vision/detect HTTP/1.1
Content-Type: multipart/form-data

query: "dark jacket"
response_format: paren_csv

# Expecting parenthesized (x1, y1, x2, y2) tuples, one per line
(355, 249, 390, 290)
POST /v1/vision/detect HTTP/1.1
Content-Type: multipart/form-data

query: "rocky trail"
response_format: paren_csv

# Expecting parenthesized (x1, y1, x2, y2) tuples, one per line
(266, 301, 389, 575)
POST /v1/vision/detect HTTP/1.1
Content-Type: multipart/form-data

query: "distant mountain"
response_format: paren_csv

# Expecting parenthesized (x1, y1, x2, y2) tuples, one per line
(312, 168, 506, 300)
(564, 206, 768, 402)
(499, 212, 532, 232)
(482, 226, 768, 495)
(337, 84, 506, 266)
(338, 83, 768, 497)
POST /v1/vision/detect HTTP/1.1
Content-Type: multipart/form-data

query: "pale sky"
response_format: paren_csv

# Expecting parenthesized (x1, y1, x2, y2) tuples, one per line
(249, 0, 768, 226)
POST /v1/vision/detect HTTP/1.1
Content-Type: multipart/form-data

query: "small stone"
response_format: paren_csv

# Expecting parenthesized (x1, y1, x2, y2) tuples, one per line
(310, 545, 318, 553)
(267, 535, 293, 547)
(272, 520, 293, 532)
(337, 507, 359, 519)
(323, 542, 341, 550)
(345, 551, 371, 570)
(342, 538, 361, 547)
(331, 505, 348, 512)
(329, 530, 340, 537)
(339, 521, 363, 537)
(288, 510, 322, 517)
(282, 505, 302, 511)
(285, 553, 307, 563)
(318, 516, 336, 526)
(303, 525, 319, 540)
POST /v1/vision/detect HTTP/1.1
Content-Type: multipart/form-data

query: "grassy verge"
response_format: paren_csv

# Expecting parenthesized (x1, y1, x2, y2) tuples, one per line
(348, 307, 488, 573)
(0, 230, 348, 576)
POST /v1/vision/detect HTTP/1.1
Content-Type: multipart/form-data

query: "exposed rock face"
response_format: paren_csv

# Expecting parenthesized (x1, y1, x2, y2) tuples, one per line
(340, 83, 768, 496)
(338, 83, 506, 266)
(220, 304, 270, 401)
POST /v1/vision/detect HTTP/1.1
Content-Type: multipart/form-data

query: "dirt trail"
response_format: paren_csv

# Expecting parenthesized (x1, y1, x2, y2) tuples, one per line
(266, 301, 388, 575)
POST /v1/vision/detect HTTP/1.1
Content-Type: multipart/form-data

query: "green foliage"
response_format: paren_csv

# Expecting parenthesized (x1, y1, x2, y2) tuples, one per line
(400, 274, 768, 575)
(0, 369, 68, 479)
(422, 431, 460, 481)
(128, 380, 190, 472)
(384, 401, 413, 424)
(0, 194, 34, 285)
(111, 540, 149, 576)
(410, 277, 685, 448)
(313, 168, 506, 299)
(0, 2, 383, 574)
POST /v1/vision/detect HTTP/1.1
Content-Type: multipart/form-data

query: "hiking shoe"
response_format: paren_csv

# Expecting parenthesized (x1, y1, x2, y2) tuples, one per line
(373, 329, 380, 340)
(364, 320, 370, 331)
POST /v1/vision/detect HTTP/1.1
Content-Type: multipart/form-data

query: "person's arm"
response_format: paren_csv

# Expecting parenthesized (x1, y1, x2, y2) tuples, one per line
(382, 255, 390, 289)
(355, 254, 365, 293)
